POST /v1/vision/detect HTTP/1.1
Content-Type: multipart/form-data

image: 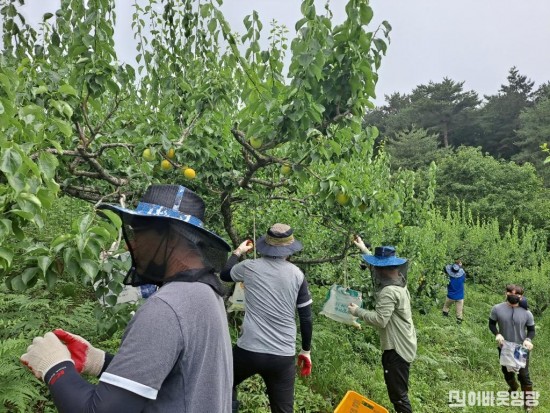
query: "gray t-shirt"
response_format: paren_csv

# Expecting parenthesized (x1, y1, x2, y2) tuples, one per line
(99, 282, 232, 413)
(230, 257, 312, 356)
(489, 302, 535, 344)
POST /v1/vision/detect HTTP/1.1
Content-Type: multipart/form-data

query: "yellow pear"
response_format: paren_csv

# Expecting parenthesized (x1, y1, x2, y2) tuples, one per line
(336, 192, 350, 206)
(183, 167, 196, 179)
(142, 148, 155, 161)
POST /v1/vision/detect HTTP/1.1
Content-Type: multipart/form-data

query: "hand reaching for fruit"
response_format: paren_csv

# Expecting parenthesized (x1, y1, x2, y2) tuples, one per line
(234, 240, 254, 257)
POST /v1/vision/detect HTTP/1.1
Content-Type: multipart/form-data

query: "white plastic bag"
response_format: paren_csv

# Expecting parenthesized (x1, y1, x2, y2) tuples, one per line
(95, 252, 157, 306)
(319, 284, 363, 328)
(500, 340, 528, 373)
(227, 282, 246, 313)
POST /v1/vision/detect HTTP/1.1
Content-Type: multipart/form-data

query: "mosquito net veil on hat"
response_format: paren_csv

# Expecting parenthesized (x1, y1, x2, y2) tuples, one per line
(98, 185, 230, 285)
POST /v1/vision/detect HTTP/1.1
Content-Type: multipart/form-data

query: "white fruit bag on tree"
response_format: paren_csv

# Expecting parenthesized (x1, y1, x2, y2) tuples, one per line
(319, 284, 363, 328)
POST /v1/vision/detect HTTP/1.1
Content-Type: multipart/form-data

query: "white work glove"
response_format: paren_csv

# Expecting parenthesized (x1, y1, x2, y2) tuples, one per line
(234, 240, 254, 257)
(353, 236, 371, 254)
(495, 334, 505, 346)
(297, 350, 312, 377)
(20, 332, 74, 381)
(522, 339, 533, 351)
(54, 329, 105, 377)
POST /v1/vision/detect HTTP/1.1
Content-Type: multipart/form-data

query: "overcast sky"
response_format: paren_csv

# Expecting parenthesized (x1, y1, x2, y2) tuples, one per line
(12, 0, 550, 105)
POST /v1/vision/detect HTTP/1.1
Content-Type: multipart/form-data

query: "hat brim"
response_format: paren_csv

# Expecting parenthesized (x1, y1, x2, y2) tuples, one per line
(255, 235, 303, 257)
(98, 203, 231, 251)
(362, 254, 407, 267)
(445, 265, 465, 278)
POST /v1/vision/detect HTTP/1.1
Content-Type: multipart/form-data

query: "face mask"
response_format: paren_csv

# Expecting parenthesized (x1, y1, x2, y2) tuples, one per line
(507, 294, 520, 305)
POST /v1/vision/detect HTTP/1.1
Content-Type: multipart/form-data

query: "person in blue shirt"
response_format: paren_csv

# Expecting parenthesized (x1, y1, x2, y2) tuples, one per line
(442, 260, 466, 324)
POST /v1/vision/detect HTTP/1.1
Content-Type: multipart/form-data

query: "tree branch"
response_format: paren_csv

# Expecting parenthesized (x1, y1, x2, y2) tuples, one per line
(93, 93, 124, 137)
(62, 185, 105, 202)
(76, 147, 128, 187)
(175, 111, 201, 145)
(221, 191, 239, 246)
(248, 178, 288, 188)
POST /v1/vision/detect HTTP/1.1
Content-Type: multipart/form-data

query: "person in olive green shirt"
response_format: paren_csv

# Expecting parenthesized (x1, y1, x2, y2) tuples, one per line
(348, 239, 417, 413)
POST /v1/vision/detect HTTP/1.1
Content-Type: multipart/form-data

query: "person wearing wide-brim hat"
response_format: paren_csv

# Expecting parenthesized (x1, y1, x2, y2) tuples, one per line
(349, 237, 417, 413)
(442, 260, 467, 323)
(221, 223, 313, 413)
(21, 185, 233, 412)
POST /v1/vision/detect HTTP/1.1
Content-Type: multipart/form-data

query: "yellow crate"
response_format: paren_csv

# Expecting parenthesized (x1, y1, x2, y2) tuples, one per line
(334, 390, 389, 413)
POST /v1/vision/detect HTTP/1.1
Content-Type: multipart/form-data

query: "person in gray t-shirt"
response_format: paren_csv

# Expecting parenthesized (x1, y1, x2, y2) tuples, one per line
(221, 223, 313, 413)
(489, 283, 535, 410)
(21, 185, 233, 413)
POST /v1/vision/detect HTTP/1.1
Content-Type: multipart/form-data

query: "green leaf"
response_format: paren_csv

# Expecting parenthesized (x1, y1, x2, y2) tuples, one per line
(98, 209, 122, 228)
(359, 4, 373, 25)
(51, 233, 74, 249)
(88, 226, 112, 240)
(80, 259, 100, 281)
(45, 269, 58, 289)
(52, 118, 73, 138)
(38, 152, 59, 179)
(78, 214, 93, 234)
(37, 256, 53, 275)
(10, 275, 26, 291)
(58, 83, 78, 96)
(207, 18, 217, 33)
(33, 85, 49, 96)
(0, 148, 22, 175)
(0, 246, 14, 268)
(62, 101, 73, 119)
(18, 192, 42, 207)
(21, 267, 39, 284)
(295, 17, 308, 32)
(105, 294, 118, 306)
(373, 38, 387, 54)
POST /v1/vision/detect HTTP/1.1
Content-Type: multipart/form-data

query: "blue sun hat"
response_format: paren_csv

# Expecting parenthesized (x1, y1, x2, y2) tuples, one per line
(98, 184, 230, 252)
(362, 246, 407, 267)
(445, 263, 465, 278)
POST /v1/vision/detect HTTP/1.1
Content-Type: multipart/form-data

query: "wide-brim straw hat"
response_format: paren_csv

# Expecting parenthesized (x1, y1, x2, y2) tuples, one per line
(255, 223, 303, 257)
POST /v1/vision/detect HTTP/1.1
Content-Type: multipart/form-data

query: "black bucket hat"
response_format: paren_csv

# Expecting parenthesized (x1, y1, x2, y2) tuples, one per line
(255, 223, 303, 257)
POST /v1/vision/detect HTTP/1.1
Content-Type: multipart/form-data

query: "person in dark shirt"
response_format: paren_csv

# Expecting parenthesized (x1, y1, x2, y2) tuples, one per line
(20, 185, 233, 413)
(489, 284, 536, 411)
(220, 223, 312, 413)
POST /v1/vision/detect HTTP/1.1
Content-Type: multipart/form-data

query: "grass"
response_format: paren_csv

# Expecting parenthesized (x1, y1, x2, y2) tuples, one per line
(292, 283, 550, 412)
(3, 281, 548, 412)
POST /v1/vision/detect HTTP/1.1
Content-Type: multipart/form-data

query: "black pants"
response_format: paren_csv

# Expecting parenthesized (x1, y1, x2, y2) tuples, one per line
(232, 345, 295, 413)
(497, 347, 532, 386)
(382, 350, 412, 413)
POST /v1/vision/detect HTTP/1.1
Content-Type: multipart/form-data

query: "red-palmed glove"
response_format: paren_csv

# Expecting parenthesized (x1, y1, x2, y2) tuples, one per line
(20, 332, 74, 381)
(53, 329, 105, 377)
(297, 350, 312, 377)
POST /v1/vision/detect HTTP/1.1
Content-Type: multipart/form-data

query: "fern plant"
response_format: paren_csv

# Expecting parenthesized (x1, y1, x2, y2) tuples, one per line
(0, 283, 99, 413)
